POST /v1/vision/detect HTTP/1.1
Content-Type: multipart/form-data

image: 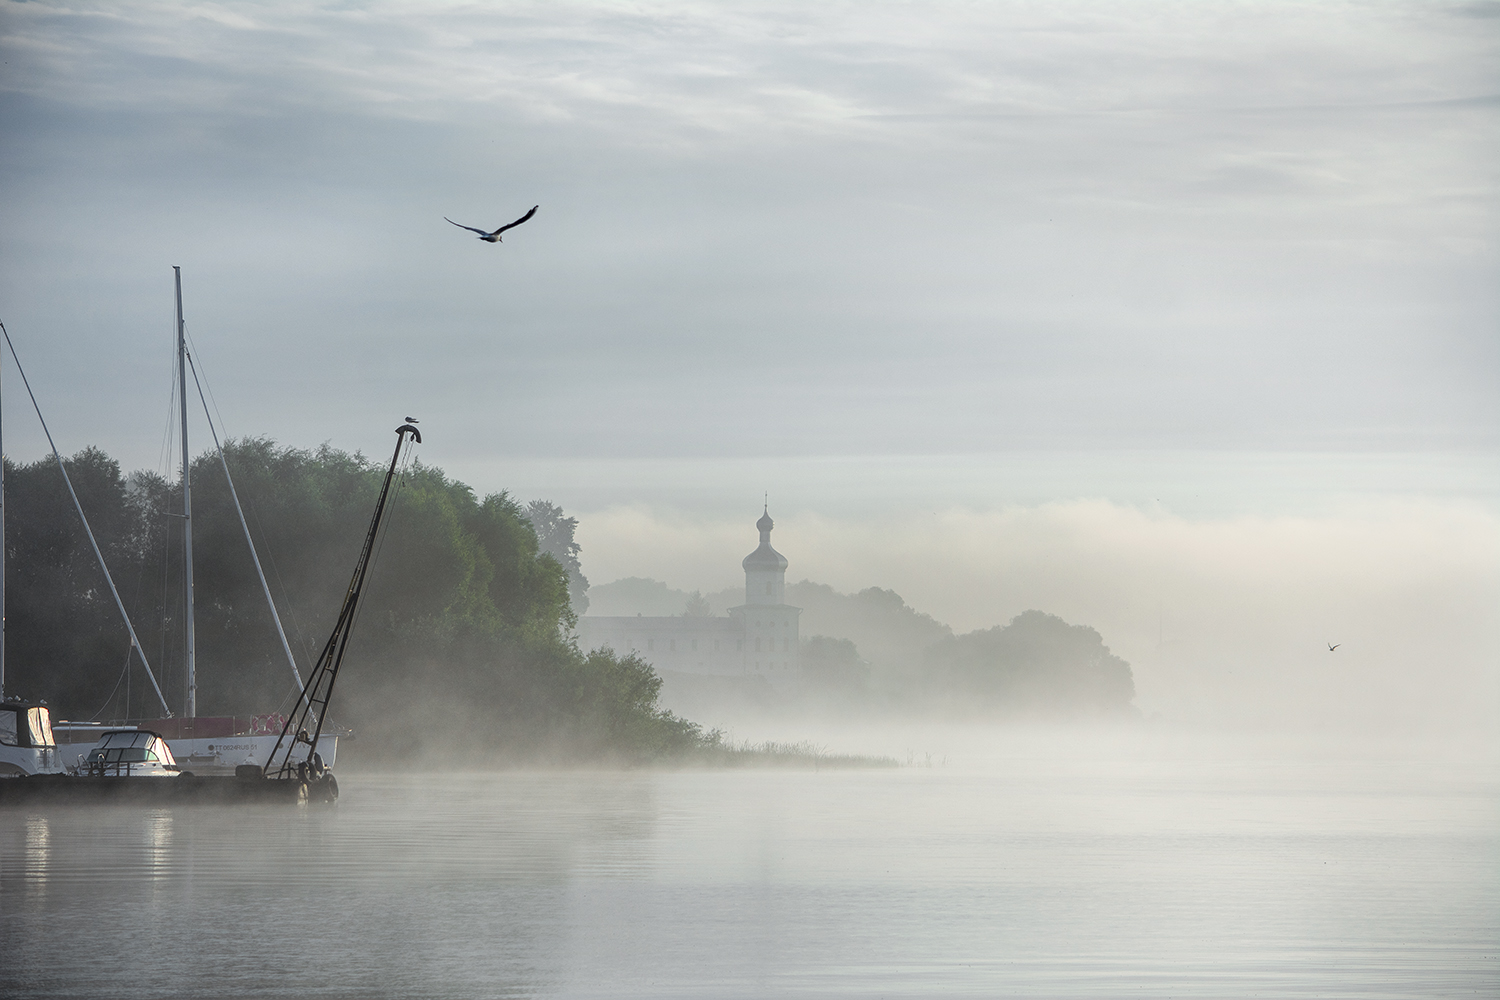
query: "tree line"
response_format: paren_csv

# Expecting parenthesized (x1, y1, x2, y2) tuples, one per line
(2, 440, 709, 764)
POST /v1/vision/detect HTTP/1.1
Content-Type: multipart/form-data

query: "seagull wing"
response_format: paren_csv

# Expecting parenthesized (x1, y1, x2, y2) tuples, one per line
(445, 217, 492, 236)
(490, 205, 538, 236)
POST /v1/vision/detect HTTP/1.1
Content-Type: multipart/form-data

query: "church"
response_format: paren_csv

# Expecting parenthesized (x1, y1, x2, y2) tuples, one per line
(576, 509, 803, 690)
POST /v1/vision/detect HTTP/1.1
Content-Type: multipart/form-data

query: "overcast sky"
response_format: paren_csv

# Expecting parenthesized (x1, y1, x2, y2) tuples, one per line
(2, 1, 1496, 726)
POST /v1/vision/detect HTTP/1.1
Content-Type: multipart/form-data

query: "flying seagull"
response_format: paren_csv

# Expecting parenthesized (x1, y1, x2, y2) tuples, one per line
(1327, 643, 1340, 651)
(404, 416, 419, 424)
(444, 206, 538, 242)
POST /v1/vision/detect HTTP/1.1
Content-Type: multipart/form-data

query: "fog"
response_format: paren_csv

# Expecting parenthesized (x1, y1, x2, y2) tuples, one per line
(575, 493, 1499, 733)
(1, 3, 1496, 995)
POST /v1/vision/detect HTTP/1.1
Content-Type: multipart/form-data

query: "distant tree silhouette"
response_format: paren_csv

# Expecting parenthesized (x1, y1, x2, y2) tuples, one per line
(525, 499, 590, 614)
(922, 610, 1135, 714)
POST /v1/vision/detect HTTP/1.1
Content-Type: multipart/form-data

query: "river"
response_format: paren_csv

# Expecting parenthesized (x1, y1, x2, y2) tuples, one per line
(1, 729, 1495, 998)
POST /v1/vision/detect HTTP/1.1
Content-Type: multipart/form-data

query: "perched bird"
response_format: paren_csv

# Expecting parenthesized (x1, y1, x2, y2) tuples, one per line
(445, 206, 538, 242)
(1327, 643, 1340, 651)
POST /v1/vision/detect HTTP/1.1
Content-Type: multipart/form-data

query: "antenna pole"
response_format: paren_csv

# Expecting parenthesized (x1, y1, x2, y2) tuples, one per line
(176, 268, 196, 719)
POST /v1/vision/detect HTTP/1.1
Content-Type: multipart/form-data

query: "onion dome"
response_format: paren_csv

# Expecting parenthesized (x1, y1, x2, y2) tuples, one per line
(743, 506, 788, 571)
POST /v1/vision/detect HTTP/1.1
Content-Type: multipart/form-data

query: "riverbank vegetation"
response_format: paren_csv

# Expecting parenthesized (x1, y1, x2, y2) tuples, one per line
(2, 441, 712, 765)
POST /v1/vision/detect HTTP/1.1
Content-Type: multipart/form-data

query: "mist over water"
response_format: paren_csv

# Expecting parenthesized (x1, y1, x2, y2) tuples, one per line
(1, 1, 1494, 995)
(3, 729, 1495, 999)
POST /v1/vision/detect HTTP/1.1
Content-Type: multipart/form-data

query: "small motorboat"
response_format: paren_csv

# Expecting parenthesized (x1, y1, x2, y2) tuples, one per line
(75, 730, 183, 778)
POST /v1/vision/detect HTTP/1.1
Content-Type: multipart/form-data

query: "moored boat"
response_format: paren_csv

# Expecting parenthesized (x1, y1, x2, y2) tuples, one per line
(76, 729, 181, 777)
(1, 277, 419, 803)
(0, 701, 65, 777)
(49, 716, 341, 775)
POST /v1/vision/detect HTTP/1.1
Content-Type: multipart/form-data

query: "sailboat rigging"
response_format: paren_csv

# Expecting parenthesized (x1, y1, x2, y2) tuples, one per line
(2, 271, 341, 774)
(0, 320, 172, 716)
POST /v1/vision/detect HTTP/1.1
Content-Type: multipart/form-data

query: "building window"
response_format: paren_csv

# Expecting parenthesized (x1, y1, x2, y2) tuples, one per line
(782, 639, 788, 652)
(765, 582, 772, 595)
(647, 639, 654, 651)
(714, 640, 720, 651)
(691, 639, 698, 651)
(670, 639, 676, 651)
(755, 638, 761, 652)
(736, 640, 743, 652)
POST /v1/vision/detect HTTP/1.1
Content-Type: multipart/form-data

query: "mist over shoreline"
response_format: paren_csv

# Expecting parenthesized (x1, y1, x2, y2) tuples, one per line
(577, 497, 1500, 734)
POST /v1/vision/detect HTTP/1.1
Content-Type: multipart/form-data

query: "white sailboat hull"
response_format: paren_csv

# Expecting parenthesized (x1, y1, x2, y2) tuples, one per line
(167, 734, 338, 775)
(49, 731, 338, 775)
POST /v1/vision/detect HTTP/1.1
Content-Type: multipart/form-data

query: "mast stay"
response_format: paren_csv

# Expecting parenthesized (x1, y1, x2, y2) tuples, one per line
(183, 350, 305, 693)
(0, 322, 173, 716)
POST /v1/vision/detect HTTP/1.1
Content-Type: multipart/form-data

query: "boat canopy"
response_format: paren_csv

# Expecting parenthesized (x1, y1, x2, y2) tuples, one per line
(0, 705, 56, 748)
(82, 730, 178, 770)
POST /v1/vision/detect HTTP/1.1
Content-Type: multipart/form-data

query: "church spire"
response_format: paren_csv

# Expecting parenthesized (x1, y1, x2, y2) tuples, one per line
(744, 503, 787, 604)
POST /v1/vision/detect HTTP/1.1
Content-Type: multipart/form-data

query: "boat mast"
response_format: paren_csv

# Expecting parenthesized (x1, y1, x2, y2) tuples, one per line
(1, 328, 6, 703)
(176, 267, 196, 719)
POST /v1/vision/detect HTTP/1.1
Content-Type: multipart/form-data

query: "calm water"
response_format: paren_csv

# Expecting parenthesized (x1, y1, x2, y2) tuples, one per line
(1, 732, 1496, 999)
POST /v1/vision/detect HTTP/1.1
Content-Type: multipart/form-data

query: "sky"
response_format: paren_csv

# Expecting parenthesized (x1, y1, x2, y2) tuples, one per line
(1, 0, 1496, 727)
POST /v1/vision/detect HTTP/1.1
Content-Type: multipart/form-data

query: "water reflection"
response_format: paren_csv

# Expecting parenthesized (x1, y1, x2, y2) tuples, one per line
(23, 813, 50, 897)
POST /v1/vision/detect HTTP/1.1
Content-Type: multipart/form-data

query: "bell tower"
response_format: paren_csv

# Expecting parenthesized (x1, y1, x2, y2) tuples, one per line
(732, 505, 800, 686)
(743, 506, 788, 605)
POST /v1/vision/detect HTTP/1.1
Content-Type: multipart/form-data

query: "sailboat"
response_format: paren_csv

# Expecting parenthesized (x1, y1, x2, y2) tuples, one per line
(2, 270, 342, 776)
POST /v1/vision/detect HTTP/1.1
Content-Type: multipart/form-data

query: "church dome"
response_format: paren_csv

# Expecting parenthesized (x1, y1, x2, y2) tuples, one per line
(743, 507, 788, 571)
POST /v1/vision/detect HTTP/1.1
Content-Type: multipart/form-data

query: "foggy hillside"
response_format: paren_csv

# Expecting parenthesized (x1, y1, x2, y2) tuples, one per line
(583, 576, 1134, 716)
(588, 577, 952, 678)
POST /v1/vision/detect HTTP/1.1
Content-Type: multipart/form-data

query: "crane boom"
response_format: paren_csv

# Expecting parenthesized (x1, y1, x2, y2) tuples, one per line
(264, 422, 421, 781)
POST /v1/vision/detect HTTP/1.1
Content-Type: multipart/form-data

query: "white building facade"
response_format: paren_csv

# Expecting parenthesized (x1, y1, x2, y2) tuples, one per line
(577, 509, 802, 689)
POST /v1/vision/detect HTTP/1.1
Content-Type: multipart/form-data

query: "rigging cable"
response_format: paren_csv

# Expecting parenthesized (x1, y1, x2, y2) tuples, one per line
(0, 321, 172, 716)
(183, 329, 317, 683)
(87, 641, 135, 722)
(185, 349, 305, 692)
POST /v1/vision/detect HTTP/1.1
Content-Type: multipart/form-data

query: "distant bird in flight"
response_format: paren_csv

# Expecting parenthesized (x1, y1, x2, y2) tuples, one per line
(1327, 643, 1340, 651)
(404, 416, 419, 424)
(444, 206, 538, 243)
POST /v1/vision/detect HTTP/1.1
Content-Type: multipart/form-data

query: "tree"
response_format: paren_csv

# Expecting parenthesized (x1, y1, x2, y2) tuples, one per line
(3, 439, 711, 764)
(525, 500, 590, 614)
(799, 635, 871, 700)
(922, 610, 1135, 714)
(681, 590, 712, 617)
